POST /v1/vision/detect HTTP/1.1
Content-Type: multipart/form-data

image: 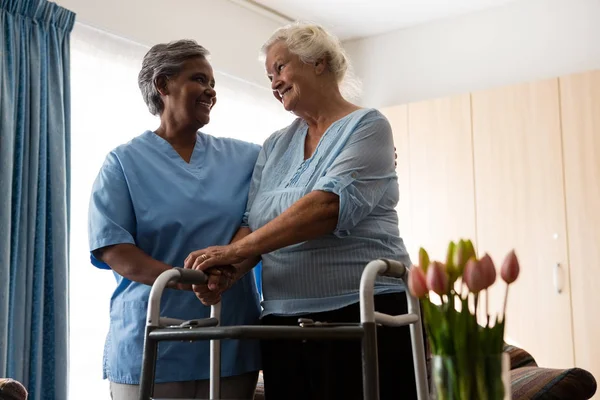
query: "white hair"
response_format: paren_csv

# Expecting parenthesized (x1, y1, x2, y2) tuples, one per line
(260, 22, 362, 100)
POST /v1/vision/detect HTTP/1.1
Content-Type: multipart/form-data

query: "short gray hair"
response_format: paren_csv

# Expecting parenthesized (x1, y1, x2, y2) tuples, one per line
(138, 39, 210, 115)
(261, 22, 361, 99)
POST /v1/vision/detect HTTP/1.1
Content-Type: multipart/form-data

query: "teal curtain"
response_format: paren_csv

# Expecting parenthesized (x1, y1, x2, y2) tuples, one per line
(0, 0, 75, 399)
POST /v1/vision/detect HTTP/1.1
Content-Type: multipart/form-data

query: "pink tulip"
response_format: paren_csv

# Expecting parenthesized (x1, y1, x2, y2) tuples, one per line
(426, 261, 448, 296)
(479, 253, 497, 288)
(463, 258, 486, 293)
(408, 266, 428, 298)
(501, 250, 520, 284)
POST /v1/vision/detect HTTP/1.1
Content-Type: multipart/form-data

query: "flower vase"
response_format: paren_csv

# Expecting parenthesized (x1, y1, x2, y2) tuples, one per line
(431, 352, 511, 400)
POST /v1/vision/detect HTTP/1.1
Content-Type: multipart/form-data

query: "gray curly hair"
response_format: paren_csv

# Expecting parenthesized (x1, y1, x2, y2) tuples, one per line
(138, 39, 210, 115)
(260, 22, 361, 99)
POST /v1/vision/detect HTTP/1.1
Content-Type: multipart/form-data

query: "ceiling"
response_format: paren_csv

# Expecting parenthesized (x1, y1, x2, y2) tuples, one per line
(248, 0, 522, 40)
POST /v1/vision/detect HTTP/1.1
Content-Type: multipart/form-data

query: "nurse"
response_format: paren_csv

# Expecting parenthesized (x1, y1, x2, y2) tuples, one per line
(87, 39, 261, 400)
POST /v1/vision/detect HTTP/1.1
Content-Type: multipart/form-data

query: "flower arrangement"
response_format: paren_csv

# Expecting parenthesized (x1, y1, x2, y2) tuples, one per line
(408, 239, 520, 400)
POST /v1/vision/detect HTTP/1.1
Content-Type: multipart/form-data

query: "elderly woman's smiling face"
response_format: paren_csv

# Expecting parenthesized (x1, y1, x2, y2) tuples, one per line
(265, 41, 316, 113)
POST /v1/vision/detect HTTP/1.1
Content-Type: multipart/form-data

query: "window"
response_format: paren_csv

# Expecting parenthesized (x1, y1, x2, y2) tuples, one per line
(69, 23, 293, 400)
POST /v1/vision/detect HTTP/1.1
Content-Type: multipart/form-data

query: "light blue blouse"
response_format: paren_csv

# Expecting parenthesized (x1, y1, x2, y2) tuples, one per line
(244, 108, 411, 317)
(88, 131, 262, 384)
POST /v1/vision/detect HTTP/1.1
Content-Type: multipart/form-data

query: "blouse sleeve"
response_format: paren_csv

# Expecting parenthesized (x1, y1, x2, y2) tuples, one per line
(312, 113, 397, 237)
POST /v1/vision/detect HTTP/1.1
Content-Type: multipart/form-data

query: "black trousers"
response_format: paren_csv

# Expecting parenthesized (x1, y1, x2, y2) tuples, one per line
(261, 293, 418, 400)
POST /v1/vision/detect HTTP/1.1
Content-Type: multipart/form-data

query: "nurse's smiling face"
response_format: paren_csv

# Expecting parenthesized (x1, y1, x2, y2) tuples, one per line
(159, 56, 217, 129)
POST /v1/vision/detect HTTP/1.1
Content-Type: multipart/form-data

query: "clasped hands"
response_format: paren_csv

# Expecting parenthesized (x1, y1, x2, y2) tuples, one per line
(183, 243, 245, 306)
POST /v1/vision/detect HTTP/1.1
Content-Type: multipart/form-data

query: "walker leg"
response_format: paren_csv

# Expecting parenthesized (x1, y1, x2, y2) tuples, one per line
(407, 294, 429, 400)
(139, 327, 158, 400)
(362, 322, 380, 400)
(209, 303, 222, 399)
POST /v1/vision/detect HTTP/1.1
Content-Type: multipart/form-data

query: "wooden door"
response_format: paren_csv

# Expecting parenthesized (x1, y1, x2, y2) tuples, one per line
(560, 70, 600, 381)
(405, 95, 478, 262)
(471, 79, 575, 368)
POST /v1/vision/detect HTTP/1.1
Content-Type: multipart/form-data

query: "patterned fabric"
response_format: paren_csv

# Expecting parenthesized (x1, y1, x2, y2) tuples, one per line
(511, 366, 597, 400)
(504, 344, 538, 369)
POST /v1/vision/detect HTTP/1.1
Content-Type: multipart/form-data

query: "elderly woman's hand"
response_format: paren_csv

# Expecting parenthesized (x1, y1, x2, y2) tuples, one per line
(184, 244, 245, 273)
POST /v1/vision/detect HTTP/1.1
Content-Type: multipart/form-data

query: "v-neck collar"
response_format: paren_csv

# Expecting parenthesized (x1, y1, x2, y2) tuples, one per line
(299, 108, 365, 163)
(146, 131, 205, 171)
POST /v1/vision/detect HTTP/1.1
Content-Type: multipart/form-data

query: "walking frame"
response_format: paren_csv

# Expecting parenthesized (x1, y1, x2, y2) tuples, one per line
(138, 259, 429, 400)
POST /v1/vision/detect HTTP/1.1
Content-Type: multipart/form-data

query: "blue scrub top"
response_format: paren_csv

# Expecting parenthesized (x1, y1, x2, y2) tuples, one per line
(88, 131, 262, 384)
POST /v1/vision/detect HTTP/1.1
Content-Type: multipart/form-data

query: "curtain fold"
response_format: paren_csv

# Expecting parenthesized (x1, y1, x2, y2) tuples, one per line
(0, 1, 75, 399)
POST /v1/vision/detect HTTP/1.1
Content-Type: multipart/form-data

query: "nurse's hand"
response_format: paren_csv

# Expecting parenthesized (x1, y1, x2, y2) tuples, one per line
(192, 284, 221, 305)
(185, 244, 245, 273)
(192, 266, 236, 305)
(192, 283, 221, 306)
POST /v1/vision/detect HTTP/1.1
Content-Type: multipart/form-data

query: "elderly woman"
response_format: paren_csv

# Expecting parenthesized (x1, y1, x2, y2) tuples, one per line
(186, 23, 418, 400)
(87, 40, 262, 399)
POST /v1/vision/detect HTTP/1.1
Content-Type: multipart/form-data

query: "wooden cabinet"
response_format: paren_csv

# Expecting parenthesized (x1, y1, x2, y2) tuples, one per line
(382, 95, 477, 264)
(380, 105, 415, 260)
(383, 70, 600, 375)
(470, 79, 575, 368)
(406, 95, 477, 261)
(559, 70, 600, 381)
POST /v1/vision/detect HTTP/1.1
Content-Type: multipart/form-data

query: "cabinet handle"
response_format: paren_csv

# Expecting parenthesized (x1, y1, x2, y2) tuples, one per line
(554, 263, 563, 294)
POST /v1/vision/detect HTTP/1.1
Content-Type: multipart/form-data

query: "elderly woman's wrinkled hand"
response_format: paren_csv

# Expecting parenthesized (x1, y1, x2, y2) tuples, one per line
(184, 244, 245, 272)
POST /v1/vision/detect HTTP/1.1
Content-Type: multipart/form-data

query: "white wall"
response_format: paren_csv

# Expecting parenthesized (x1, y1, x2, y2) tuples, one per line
(344, 0, 600, 108)
(55, 0, 284, 89)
